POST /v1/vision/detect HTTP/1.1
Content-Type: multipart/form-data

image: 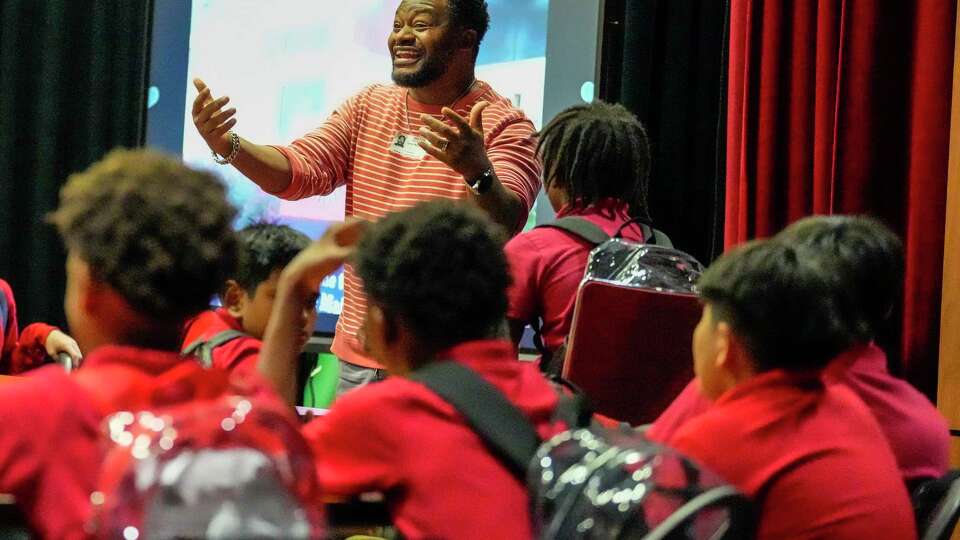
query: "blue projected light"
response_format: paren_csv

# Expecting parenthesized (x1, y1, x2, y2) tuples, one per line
(147, 86, 160, 109)
(580, 81, 595, 103)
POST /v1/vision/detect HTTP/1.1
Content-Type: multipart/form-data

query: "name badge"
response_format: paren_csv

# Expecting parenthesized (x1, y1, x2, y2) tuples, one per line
(389, 133, 427, 160)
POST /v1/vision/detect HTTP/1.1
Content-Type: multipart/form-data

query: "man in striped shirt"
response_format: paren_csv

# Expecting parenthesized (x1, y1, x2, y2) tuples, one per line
(191, 0, 541, 394)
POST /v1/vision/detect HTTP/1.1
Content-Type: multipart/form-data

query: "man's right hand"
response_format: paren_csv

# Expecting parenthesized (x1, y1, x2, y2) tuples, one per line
(192, 78, 237, 157)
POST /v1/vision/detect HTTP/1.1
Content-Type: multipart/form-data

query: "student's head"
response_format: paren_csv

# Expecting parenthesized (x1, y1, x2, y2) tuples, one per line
(776, 215, 903, 343)
(692, 240, 851, 399)
(49, 149, 239, 352)
(389, 0, 490, 87)
(538, 101, 652, 221)
(224, 222, 315, 345)
(354, 200, 509, 374)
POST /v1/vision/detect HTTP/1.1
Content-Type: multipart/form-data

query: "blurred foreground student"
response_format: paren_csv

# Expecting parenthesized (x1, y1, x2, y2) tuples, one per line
(0, 150, 259, 538)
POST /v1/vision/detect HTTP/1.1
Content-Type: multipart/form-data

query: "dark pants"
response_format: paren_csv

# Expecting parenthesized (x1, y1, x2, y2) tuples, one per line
(336, 360, 389, 397)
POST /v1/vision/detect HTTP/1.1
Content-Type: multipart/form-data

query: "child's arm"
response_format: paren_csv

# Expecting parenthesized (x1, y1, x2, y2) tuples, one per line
(260, 220, 368, 404)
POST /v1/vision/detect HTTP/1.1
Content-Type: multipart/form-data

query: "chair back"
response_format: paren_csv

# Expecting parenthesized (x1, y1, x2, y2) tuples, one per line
(562, 282, 701, 425)
(914, 470, 960, 540)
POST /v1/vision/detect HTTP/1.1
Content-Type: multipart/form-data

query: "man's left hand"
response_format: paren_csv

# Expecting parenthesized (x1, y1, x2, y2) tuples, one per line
(419, 101, 493, 181)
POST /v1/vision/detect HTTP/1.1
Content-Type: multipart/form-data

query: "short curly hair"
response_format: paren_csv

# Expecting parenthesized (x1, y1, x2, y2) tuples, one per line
(448, 0, 490, 58)
(354, 200, 509, 350)
(49, 149, 239, 323)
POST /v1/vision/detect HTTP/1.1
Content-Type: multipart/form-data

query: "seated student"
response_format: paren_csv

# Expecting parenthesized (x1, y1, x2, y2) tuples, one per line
(259, 201, 566, 539)
(649, 216, 949, 486)
(0, 149, 247, 539)
(0, 279, 82, 373)
(504, 101, 654, 360)
(181, 222, 316, 376)
(654, 239, 916, 539)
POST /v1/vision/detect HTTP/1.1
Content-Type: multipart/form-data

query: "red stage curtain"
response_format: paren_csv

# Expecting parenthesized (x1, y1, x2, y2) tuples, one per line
(725, 0, 956, 397)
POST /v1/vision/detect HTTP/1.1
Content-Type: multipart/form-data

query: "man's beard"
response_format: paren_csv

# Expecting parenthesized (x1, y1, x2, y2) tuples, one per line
(392, 50, 452, 88)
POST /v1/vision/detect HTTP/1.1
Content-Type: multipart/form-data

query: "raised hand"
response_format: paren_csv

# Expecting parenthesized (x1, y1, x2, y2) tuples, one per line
(192, 78, 237, 157)
(418, 101, 493, 180)
(283, 219, 370, 297)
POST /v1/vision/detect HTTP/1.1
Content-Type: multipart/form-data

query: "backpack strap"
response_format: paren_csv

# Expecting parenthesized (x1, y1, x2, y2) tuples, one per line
(408, 361, 540, 480)
(181, 329, 247, 369)
(536, 216, 611, 246)
(651, 228, 673, 248)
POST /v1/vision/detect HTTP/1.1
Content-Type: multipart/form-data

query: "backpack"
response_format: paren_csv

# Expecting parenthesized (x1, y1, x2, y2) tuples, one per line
(410, 362, 750, 539)
(530, 217, 701, 374)
(77, 361, 324, 539)
(529, 427, 753, 539)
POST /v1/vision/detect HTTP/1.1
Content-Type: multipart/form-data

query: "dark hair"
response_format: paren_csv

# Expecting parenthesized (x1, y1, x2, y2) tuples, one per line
(447, 0, 490, 58)
(538, 101, 652, 221)
(697, 239, 852, 372)
(776, 215, 903, 343)
(235, 222, 311, 294)
(354, 200, 509, 351)
(49, 148, 239, 323)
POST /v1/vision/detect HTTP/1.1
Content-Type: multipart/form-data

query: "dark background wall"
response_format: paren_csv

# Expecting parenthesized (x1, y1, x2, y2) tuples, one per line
(0, 0, 151, 327)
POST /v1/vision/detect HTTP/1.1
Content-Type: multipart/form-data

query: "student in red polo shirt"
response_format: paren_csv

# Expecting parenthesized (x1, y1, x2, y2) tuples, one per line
(650, 215, 949, 486)
(259, 201, 565, 539)
(504, 102, 655, 361)
(0, 149, 245, 539)
(656, 239, 916, 539)
(181, 222, 316, 377)
(0, 278, 82, 373)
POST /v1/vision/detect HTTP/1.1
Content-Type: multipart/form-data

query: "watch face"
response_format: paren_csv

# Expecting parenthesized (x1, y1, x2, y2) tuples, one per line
(471, 169, 493, 193)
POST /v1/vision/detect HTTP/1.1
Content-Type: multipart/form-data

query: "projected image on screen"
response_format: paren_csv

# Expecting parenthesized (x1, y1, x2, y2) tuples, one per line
(180, 0, 548, 325)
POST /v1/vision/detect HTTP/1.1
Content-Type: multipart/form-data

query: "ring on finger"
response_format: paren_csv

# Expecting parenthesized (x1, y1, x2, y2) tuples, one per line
(436, 139, 449, 151)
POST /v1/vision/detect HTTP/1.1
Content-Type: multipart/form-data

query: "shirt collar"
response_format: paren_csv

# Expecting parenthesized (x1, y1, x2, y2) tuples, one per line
(555, 198, 632, 219)
(714, 368, 824, 407)
(82, 344, 187, 376)
(437, 339, 517, 366)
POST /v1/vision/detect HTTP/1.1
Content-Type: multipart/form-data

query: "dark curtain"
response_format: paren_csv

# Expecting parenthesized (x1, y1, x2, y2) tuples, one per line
(600, 0, 730, 264)
(725, 0, 955, 398)
(0, 1, 151, 327)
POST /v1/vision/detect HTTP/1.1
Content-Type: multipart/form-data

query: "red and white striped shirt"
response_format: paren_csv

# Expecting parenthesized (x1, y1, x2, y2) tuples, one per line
(270, 81, 541, 368)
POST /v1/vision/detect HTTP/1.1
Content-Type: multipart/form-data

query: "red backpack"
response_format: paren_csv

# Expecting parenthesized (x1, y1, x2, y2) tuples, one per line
(75, 362, 324, 539)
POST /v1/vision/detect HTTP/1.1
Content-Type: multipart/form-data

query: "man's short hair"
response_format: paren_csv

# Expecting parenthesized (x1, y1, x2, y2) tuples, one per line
(697, 239, 852, 372)
(538, 101, 652, 222)
(447, 0, 490, 58)
(776, 215, 903, 342)
(49, 149, 239, 323)
(234, 222, 311, 294)
(354, 200, 509, 350)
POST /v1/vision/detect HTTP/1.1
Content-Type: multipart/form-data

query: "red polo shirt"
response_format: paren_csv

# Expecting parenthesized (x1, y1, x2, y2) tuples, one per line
(181, 308, 260, 376)
(0, 279, 58, 374)
(660, 370, 916, 539)
(0, 345, 275, 539)
(505, 200, 647, 352)
(649, 343, 949, 484)
(302, 340, 564, 540)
